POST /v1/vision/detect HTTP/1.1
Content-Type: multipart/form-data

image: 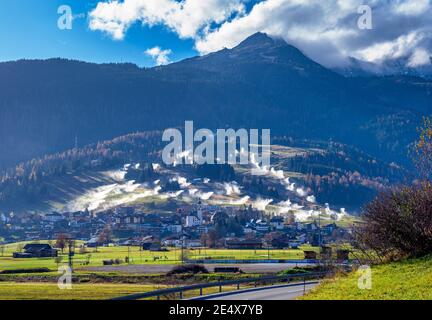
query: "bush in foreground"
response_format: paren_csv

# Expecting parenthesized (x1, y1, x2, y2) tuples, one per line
(356, 181, 432, 260)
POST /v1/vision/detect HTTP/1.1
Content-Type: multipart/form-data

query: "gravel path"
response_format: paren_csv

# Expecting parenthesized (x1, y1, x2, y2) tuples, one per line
(81, 263, 312, 274)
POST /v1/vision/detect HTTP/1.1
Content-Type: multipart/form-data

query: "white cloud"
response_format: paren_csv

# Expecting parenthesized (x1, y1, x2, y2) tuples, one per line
(89, 0, 432, 68)
(408, 48, 431, 67)
(145, 46, 172, 65)
(393, 0, 430, 16)
(356, 32, 422, 63)
(89, 0, 245, 40)
(195, 0, 432, 67)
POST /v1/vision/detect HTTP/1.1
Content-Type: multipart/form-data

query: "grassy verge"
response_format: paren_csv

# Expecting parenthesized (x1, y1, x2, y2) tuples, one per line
(303, 255, 432, 300)
(0, 282, 166, 300)
(0, 271, 256, 285)
(0, 281, 259, 300)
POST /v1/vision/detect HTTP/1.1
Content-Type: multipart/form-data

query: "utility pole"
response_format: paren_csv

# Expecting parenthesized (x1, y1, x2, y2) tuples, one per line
(318, 209, 322, 248)
(68, 240, 75, 272)
(318, 209, 323, 267)
(181, 216, 185, 265)
(181, 238, 184, 265)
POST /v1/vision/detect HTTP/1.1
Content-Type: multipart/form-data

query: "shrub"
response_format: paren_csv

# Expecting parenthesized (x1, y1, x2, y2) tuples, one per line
(167, 264, 209, 275)
(0, 268, 51, 274)
(357, 181, 432, 260)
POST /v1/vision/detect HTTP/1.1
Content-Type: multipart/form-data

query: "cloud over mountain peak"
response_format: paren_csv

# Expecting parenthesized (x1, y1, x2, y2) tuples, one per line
(89, 0, 432, 70)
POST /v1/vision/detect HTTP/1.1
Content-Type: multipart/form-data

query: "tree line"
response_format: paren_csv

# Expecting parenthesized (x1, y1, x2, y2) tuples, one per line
(0, 131, 163, 204)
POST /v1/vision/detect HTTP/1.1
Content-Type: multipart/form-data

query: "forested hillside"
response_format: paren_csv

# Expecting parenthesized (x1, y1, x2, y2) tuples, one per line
(0, 33, 430, 170)
(0, 131, 406, 211)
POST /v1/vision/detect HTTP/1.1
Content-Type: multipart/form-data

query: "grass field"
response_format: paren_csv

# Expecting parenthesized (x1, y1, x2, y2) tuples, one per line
(0, 242, 316, 271)
(0, 241, 321, 300)
(0, 282, 166, 300)
(303, 255, 432, 300)
(0, 281, 256, 300)
(0, 241, 318, 270)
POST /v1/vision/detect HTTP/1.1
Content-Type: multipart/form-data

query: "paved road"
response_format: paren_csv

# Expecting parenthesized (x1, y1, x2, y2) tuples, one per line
(199, 283, 318, 300)
(83, 263, 313, 274)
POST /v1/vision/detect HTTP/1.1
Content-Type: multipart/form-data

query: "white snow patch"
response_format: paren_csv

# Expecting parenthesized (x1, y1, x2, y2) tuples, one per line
(252, 198, 273, 211)
(224, 182, 241, 196)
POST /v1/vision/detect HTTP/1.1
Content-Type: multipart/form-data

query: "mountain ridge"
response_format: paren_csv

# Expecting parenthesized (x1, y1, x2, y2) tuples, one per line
(0, 33, 429, 171)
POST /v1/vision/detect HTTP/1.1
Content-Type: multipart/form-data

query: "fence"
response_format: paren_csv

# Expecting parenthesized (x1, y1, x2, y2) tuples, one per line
(111, 271, 330, 300)
(186, 259, 319, 264)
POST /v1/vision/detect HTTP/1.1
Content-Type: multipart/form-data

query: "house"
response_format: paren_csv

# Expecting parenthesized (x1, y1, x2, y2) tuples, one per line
(113, 213, 146, 231)
(115, 206, 135, 215)
(243, 227, 255, 234)
(142, 241, 163, 251)
(162, 236, 181, 247)
(255, 222, 270, 233)
(270, 216, 285, 230)
(304, 222, 318, 231)
(303, 250, 317, 260)
(184, 239, 202, 248)
(13, 243, 58, 258)
(225, 239, 263, 249)
(149, 243, 163, 251)
(86, 236, 106, 248)
(196, 225, 209, 233)
(288, 241, 301, 249)
(266, 233, 290, 249)
(165, 224, 182, 234)
(185, 215, 201, 228)
(44, 212, 64, 223)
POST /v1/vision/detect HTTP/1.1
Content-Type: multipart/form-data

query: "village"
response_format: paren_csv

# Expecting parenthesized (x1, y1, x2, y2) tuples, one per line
(0, 201, 351, 254)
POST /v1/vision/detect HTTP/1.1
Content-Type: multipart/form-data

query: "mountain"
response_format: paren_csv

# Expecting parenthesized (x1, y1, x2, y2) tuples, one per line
(0, 32, 430, 170)
(334, 55, 432, 80)
(332, 57, 385, 77)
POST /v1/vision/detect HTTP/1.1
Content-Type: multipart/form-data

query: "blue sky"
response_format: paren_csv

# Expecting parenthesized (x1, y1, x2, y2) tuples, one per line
(0, 0, 197, 67)
(1, 1, 431, 68)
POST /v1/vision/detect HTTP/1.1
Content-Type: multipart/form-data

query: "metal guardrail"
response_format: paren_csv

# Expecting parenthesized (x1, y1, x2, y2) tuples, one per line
(186, 259, 320, 264)
(111, 272, 330, 301)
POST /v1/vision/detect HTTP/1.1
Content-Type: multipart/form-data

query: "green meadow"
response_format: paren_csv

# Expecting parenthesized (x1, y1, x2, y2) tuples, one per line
(0, 241, 320, 300)
(0, 282, 166, 300)
(303, 255, 432, 300)
(0, 241, 317, 271)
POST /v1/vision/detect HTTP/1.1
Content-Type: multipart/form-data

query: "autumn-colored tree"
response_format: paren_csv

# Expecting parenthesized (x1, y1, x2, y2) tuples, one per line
(414, 116, 432, 180)
(206, 229, 218, 248)
(356, 118, 432, 261)
(200, 232, 208, 247)
(98, 225, 112, 245)
(56, 233, 68, 254)
(286, 212, 296, 225)
(356, 182, 432, 261)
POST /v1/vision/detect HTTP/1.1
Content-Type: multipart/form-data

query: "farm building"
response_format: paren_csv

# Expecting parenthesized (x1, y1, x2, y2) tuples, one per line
(13, 243, 58, 258)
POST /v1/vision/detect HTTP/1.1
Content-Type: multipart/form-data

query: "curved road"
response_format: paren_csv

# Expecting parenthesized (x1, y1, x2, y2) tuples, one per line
(197, 282, 318, 300)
